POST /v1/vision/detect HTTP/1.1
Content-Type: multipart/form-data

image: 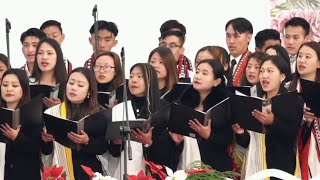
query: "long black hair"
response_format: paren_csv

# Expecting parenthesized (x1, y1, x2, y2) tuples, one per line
(129, 63, 160, 117)
(32, 37, 67, 99)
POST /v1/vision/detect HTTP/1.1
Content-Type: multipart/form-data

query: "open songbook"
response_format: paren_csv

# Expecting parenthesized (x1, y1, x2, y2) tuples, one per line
(159, 87, 299, 134)
(0, 96, 43, 141)
(97, 81, 130, 108)
(105, 100, 151, 141)
(152, 98, 230, 139)
(160, 82, 192, 103)
(30, 84, 60, 99)
(97, 91, 111, 108)
(230, 91, 299, 133)
(299, 78, 320, 116)
(43, 108, 110, 151)
(227, 86, 258, 96)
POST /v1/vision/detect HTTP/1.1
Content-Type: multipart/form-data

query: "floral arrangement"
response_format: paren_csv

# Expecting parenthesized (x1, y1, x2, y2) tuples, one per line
(144, 160, 238, 180)
(81, 165, 118, 180)
(42, 165, 65, 180)
(128, 170, 155, 180)
(270, 0, 320, 42)
(81, 161, 238, 180)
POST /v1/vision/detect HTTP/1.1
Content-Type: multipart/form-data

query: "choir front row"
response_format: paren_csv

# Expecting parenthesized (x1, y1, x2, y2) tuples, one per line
(0, 42, 320, 180)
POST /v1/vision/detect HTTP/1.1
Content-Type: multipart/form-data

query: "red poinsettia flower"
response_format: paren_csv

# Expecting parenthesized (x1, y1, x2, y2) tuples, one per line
(128, 170, 155, 180)
(143, 160, 167, 180)
(185, 167, 212, 174)
(81, 165, 95, 178)
(42, 165, 65, 180)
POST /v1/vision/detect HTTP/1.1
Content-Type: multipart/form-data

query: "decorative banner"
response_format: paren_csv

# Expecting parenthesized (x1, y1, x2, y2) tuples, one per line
(270, 0, 320, 43)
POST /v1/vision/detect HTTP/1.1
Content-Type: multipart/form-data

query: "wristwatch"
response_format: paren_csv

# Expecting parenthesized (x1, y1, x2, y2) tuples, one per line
(143, 140, 153, 148)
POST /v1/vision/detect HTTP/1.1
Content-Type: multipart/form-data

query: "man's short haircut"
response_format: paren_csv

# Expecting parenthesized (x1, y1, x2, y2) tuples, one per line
(255, 29, 281, 49)
(160, 19, 186, 37)
(160, 30, 186, 45)
(40, 20, 63, 33)
(285, 17, 310, 36)
(225, 17, 253, 34)
(20, 28, 47, 44)
(89, 20, 118, 37)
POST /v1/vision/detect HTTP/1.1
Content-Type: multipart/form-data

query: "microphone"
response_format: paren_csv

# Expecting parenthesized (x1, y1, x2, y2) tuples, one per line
(120, 46, 132, 180)
(92, 4, 97, 16)
(92, 4, 99, 56)
(121, 47, 125, 62)
(5, 18, 11, 33)
(5, 18, 11, 68)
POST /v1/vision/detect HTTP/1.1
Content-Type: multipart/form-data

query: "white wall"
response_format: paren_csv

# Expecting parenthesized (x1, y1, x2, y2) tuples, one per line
(0, 0, 270, 75)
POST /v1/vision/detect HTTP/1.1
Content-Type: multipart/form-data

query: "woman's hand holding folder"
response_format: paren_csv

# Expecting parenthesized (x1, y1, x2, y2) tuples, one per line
(252, 109, 274, 125)
(0, 123, 21, 141)
(304, 107, 316, 125)
(189, 119, 212, 140)
(131, 127, 154, 145)
(232, 124, 244, 135)
(41, 128, 54, 143)
(43, 97, 61, 108)
(67, 130, 89, 145)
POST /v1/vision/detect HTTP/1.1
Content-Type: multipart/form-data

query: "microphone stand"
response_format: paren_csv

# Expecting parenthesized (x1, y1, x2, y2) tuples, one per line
(5, 18, 11, 68)
(120, 47, 132, 180)
(92, 4, 99, 57)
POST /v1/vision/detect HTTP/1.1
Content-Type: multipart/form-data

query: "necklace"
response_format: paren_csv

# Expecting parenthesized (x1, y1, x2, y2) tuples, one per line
(132, 99, 145, 118)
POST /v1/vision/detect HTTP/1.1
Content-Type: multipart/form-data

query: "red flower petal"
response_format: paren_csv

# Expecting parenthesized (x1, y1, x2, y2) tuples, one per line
(51, 165, 64, 178)
(143, 160, 165, 178)
(186, 167, 211, 174)
(42, 167, 52, 180)
(128, 175, 137, 180)
(137, 170, 145, 178)
(81, 165, 95, 177)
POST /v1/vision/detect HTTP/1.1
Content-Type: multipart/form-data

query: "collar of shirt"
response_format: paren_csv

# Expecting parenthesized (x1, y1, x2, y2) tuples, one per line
(23, 63, 32, 77)
(230, 55, 242, 74)
(230, 55, 242, 65)
(289, 55, 296, 63)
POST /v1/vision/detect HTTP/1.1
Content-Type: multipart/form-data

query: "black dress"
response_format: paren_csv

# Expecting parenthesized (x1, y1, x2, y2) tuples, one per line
(235, 87, 304, 179)
(147, 97, 184, 172)
(181, 86, 233, 171)
(4, 125, 42, 180)
(132, 93, 184, 172)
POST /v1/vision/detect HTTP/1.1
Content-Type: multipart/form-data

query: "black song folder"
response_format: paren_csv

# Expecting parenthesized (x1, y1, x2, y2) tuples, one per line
(44, 108, 110, 150)
(230, 91, 299, 133)
(300, 78, 320, 116)
(153, 98, 229, 139)
(30, 84, 60, 99)
(160, 82, 192, 103)
(0, 96, 43, 141)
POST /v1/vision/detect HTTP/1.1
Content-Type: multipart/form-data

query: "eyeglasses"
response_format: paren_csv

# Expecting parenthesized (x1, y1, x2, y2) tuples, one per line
(93, 65, 115, 72)
(159, 43, 182, 49)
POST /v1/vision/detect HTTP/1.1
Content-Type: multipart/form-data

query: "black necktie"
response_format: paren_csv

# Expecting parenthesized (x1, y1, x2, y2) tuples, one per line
(230, 59, 237, 74)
